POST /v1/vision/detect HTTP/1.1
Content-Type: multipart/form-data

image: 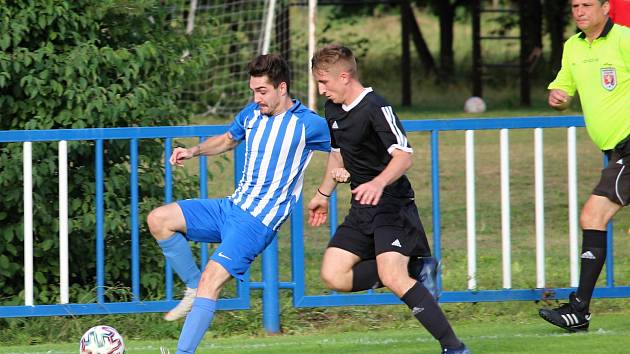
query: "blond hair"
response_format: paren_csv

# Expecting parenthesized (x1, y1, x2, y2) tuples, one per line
(311, 44, 358, 78)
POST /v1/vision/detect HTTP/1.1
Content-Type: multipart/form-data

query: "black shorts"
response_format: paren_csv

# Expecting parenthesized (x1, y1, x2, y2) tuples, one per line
(593, 150, 630, 206)
(328, 197, 431, 260)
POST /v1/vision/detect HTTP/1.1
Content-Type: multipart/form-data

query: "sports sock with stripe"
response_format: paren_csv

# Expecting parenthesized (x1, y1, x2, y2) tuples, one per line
(401, 281, 461, 348)
(158, 232, 201, 289)
(576, 229, 607, 308)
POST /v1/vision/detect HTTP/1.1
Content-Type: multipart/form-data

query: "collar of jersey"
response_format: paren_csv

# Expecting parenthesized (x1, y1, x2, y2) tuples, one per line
(259, 99, 301, 118)
(578, 17, 614, 40)
(342, 87, 373, 112)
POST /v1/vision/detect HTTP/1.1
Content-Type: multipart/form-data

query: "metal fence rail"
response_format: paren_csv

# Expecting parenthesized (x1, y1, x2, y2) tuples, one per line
(1, 116, 629, 333)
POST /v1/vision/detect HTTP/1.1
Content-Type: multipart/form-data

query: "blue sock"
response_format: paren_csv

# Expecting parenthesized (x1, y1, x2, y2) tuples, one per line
(176, 297, 217, 354)
(157, 233, 201, 289)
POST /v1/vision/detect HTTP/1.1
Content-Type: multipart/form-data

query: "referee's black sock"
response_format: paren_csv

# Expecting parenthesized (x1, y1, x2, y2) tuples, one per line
(351, 260, 383, 292)
(401, 281, 461, 349)
(576, 229, 607, 309)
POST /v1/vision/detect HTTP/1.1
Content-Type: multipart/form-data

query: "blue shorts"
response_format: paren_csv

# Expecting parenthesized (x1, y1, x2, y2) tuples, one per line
(176, 198, 277, 280)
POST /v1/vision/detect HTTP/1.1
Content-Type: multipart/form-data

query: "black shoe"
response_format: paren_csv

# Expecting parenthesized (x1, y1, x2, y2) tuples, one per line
(442, 343, 471, 353)
(409, 256, 441, 300)
(539, 292, 591, 332)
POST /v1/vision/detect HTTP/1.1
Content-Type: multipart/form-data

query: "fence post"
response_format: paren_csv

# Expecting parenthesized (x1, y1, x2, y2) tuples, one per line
(262, 237, 280, 333)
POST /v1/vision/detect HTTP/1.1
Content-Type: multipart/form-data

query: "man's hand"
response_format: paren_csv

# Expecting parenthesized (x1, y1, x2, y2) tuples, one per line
(331, 168, 350, 183)
(548, 89, 571, 111)
(351, 178, 386, 206)
(170, 147, 195, 166)
(308, 194, 329, 227)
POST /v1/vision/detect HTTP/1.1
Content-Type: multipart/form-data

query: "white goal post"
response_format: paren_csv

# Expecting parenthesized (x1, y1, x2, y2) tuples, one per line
(174, 0, 316, 118)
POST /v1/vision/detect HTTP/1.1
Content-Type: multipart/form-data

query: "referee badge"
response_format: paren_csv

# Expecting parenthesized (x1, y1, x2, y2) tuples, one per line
(601, 68, 617, 91)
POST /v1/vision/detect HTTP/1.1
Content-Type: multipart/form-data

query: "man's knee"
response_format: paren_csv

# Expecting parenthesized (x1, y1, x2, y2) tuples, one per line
(198, 261, 231, 299)
(147, 205, 178, 240)
(580, 205, 610, 230)
(580, 195, 622, 230)
(320, 267, 350, 292)
(378, 269, 407, 291)
(375, 255, 413, 294)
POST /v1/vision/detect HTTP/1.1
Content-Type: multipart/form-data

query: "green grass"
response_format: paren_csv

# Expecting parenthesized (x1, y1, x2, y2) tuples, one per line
(4, 309, 630, 353)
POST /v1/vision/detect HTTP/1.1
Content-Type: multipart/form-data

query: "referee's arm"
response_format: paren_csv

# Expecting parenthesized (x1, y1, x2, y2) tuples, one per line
(548, 89, 573, 111)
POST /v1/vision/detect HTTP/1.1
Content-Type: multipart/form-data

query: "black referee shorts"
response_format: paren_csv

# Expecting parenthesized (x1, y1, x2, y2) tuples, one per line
(328, 197, 431, 260)
(593, 150, 630, 206)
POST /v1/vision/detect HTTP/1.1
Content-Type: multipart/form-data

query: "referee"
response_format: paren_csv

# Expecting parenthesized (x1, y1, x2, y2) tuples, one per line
(539, 0, 630, 332)
(308, 45, 469, 354)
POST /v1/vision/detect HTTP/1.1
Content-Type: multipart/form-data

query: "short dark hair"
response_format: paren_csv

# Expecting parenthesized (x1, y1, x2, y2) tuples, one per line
(247, 54, 290, 92)
(311, 44, 358, 78)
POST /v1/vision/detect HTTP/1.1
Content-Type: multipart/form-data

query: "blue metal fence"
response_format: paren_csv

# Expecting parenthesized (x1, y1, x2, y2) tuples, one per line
(1, 116, 629, 333)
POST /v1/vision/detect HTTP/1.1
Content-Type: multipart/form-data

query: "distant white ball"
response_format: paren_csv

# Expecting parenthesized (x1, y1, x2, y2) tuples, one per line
(79, 325, 125, 354)
(464, 96, 486, 113)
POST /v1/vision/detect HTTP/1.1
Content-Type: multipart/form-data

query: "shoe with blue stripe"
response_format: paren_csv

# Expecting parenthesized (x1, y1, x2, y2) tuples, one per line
(442, 343, 471, 353)
(409, 256, 441, 300)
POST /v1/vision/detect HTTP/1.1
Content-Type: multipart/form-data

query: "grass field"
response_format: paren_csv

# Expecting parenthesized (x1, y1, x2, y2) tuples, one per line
(4, 309, 630, 353)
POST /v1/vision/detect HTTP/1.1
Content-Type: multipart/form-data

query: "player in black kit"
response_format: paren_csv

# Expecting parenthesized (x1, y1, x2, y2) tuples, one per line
(308, 45, 470, 354)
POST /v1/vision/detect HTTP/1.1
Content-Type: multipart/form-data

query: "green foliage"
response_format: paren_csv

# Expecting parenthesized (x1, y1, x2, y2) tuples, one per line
(0, 0, 217, 304)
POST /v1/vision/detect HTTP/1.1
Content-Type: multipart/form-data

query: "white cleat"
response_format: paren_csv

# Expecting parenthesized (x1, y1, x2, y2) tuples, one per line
(160, 346, 171, 354)
(164, 287, 197, 321)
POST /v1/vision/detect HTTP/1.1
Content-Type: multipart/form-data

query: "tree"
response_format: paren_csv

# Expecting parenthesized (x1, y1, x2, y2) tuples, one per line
(545, 0, 571, 75)
(434, 0, 467, 78)
(0, 0, 215, 303)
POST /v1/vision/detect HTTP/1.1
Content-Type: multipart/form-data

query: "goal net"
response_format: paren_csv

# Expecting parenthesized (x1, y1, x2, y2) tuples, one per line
(173, 0, 311, 119)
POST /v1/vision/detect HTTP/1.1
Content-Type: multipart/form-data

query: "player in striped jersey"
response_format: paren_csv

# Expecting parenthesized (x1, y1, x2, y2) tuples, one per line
(147, 54, 330, 353)
(308, 45, 469, 354)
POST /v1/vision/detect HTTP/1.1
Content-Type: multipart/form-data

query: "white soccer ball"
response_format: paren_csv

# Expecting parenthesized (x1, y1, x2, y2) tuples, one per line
(464, 96, 487, 113)
(79, 325, 125, 354)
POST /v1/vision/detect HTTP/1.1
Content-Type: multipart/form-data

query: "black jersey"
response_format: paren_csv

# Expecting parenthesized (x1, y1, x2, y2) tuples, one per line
(324, 88, 415, 199)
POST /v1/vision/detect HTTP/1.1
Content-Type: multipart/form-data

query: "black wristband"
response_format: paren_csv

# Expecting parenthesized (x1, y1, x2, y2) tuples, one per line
(317, 188, 331, 198)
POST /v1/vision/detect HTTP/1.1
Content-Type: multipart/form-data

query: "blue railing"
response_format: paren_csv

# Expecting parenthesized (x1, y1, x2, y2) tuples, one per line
(1, 116, 629, 333)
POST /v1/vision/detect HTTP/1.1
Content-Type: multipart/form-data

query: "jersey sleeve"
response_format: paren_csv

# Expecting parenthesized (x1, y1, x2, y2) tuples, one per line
(305, 114, 331, 152)
(620, 26, 630, 71)
(228, 102, 257, 142)
(548, 40, 577, 95)
(370, 105, 413, 155)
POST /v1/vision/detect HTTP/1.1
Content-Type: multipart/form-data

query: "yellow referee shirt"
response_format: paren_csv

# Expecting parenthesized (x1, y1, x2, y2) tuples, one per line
(549, 19, 630, 150)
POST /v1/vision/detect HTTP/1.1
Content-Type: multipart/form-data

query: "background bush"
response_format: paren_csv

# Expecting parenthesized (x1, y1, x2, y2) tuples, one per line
(0, 0, 219, 304)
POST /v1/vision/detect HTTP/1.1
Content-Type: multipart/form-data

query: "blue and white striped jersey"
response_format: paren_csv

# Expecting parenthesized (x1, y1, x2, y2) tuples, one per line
(227, 99, 330, 230)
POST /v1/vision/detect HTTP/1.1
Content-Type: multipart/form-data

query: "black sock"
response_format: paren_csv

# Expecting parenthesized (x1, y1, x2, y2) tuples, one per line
(576, 229, 607, 308)
(401, 282, 460, 348)
(408, 256, 423, 278)
(351, 260, 383, 292)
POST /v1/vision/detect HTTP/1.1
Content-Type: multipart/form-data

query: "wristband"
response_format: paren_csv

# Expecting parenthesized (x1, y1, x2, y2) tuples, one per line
(317, 188, 331, 198)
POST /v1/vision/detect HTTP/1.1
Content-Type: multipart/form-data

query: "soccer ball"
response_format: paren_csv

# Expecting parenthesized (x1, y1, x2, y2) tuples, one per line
(79, 325, 125, 354)
(464, 96, 487, 113)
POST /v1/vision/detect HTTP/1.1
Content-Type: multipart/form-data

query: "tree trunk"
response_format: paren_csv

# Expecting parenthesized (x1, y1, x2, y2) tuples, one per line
(526, 0, 543, 50)
(437, 0, 455, 78)
(403, 1, 436, 74)
(545, 0, 570, 75)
